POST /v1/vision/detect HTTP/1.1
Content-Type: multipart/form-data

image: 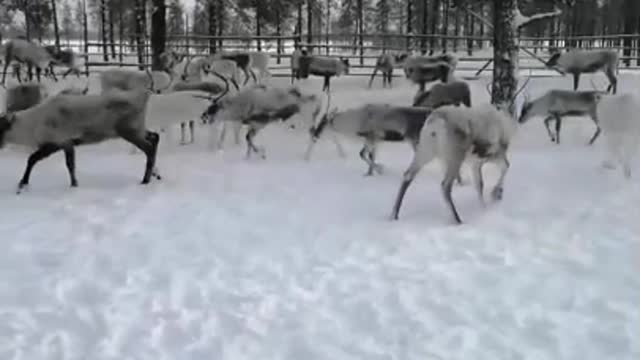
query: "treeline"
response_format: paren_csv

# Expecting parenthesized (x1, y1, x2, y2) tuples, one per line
(1, 0, 639, 53)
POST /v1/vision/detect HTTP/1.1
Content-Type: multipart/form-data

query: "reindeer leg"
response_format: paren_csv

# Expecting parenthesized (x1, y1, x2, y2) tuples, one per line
(245, 125, 266, 159)
(554, 114, 562, 144)
(62, 68, 74, 79)
(323, 76, 330, 92)
(1, 60, 9, 85)
(180, 122, 188, 145)
(359, 145, 374, 176)
(471, 160, 485, 207)
(543, 116, 556, 143)
(572, 73, 580, 91)
(441, 147, 467, 225)
(588, 112, 601, 145)
(233, 121, 242, 145)
(189, 120, 195, 144)
(118, 129, 159, 184)
(62, 144, 79, 188)
(242, 67, 251, 86)
(491, 153, 510, 201)
(368, 68, 378, 88)
(605, 69, 617, 94)
(17, 143, 63, 194)
(390, 143, 437, 221)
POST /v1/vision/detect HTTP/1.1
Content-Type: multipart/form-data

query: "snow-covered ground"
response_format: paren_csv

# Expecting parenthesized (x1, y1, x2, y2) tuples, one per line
(0, 71, 639, 360)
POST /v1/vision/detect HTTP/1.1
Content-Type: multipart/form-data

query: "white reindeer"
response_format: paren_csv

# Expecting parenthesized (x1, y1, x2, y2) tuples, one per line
(390, 76, 529, 224)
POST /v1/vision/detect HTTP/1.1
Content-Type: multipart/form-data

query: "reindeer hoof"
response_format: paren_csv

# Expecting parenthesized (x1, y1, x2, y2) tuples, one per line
(16, 183, 28, 194)
(70, 181, 78, 188)
(491, 187, 504, 201)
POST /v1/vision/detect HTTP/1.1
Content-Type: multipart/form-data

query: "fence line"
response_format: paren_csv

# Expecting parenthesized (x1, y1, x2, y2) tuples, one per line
(3, 32, 640, 79)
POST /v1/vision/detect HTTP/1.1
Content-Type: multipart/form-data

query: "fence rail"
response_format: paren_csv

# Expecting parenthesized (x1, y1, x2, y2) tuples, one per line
(3, 32, 640, 79)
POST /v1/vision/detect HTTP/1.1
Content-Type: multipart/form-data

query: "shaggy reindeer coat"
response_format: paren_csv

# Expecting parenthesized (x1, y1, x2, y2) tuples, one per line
(390, 104, 515, 224)
(0, 89, 160, 191)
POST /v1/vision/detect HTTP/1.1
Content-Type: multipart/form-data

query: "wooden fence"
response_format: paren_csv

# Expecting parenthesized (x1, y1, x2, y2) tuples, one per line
(4, 32, 640, 79)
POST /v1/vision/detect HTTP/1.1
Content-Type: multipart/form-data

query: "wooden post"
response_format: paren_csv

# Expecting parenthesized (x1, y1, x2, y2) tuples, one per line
(82, 0, 89, 76)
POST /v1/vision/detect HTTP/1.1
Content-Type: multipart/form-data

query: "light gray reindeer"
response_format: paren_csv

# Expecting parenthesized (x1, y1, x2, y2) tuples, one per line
(298, 55, 350, 92)
(546, 49, 619, 94)
(307, 103, 432, 176)
(2, 38, 56, 85)
(368, 53, 409, 88)
(404, 54, 458, 91)
(201, 84, 326, 158)
(518, 89, 604, 145)
(0, 87, 161, 193)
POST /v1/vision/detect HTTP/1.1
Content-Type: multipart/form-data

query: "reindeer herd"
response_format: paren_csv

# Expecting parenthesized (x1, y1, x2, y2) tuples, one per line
(0, 35, 638, 225)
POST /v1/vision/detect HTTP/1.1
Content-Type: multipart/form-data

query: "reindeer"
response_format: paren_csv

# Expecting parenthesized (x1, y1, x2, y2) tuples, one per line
(0, 87, 160, 193)
(546, 49, 619, 94)
(43, 45, 85, 79)
(518, 89, 604, 145)
(404, 54, 458, 91)
(2, 38, 56, 85)
(412, 80, 472, 108)
(298, 55, 350, 92)
(368, 53, 409, 88)
(390, 75, 530, 224)
(201, 84, 325, 158)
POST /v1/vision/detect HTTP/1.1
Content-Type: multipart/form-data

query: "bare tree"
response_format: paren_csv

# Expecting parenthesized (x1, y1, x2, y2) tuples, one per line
(51, 0, 61, 51)
(151, 0, 166, 70)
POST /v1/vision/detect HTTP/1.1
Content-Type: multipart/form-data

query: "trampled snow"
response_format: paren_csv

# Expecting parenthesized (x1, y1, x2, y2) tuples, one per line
(0, 69, 638, 360)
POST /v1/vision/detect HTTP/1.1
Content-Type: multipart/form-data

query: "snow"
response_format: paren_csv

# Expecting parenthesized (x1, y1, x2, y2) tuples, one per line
(0, 71, 639, 360)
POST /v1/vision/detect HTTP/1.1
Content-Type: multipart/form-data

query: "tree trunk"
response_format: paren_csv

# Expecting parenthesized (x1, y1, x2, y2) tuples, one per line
(325, 0, 330, 55)
(429, 0, 440, 55)
(307, 0, 313, 46)
(217, 0, 224, 48)
(358, 0, 363, 64)
(465, 7, 472, 55)
(453, 6, 459, 53)
(109, 6, 116, 58)
(276, 8, 282, 62)
(135, 0, 146, 70)
(405, 0, 412, 50)
(492, 0, 518, 114)
(101, 0, 108, 61)
(441, 0, 449, 53)
(477, 2, 484, 48)
(51, 0, 61, 51)
(119, 3, 124, 64)
(82, 0, 88, 74)
(623, 0, 638, 67)
(421, 0, 427, 54)
(208, 0, 217, 53)
(256, 2, 262, 51)
(297, 1, 303, 44)
(151, 0, 166, 71)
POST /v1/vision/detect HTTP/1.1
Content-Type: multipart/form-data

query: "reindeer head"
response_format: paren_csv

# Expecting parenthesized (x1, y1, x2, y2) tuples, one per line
(339, 57, 350, 75)
(546, 52, 562, 68)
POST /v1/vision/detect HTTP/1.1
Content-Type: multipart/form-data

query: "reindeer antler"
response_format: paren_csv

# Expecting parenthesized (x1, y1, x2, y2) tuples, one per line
(209, 70, 230, 103)
(513, 69, 533, 101)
